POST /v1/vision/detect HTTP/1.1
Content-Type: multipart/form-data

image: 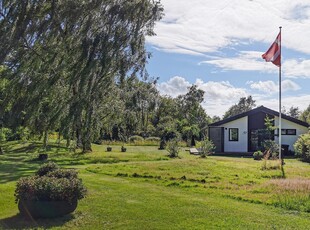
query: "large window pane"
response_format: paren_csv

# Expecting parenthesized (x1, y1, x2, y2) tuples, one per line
(229, 128, 238, 141)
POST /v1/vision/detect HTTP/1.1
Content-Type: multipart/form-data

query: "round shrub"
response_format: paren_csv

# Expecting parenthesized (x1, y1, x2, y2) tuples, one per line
(15, 162, 87, 204)
(294, 133, 310, 162)
(15, 176, 86, 204)
(128, 135, 144, 143)
(253, 150, 263, 160)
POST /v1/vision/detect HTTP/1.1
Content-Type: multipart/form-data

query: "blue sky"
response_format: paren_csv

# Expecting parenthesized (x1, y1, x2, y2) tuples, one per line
(145, 0, 310, 117)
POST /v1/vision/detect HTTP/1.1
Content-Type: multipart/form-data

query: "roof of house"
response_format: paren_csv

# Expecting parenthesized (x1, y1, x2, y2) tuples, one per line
(209, 106, 309, 127)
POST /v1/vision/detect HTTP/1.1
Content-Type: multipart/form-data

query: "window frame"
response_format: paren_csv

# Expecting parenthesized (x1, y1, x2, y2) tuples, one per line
(229, 128, 239, 141)
(281, 129, 296, 135)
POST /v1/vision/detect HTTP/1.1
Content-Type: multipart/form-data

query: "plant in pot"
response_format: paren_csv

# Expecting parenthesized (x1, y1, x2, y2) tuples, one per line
(107, 140, 112, 152)
(15, 162, 87, 218)
(121, 146, 127, 152)
(120, 133, 127, 152)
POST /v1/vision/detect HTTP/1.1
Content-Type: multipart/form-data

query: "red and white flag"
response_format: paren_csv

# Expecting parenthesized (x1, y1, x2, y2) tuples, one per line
(262, 32, 281, 67)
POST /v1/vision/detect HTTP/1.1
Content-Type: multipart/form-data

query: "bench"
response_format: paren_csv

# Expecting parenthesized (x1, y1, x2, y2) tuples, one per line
(189, 148, 202, 155)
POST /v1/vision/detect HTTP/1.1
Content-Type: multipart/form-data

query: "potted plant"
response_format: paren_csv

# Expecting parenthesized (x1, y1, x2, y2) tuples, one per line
(15, 162, 87, 218)
(106, 140, 112, 152)
(121, 146, 127, 152)
(38, 153, 48, 161)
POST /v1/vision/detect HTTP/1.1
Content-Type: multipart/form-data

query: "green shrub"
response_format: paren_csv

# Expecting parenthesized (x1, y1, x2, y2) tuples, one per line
(262, 140, 279, 159)
(36, 162, 59, 176)
(128, 135, 144, 144)
(47, 169, 78, 179)
(0, 127, 12, 142)
(199, 139, 215, 158)
(294, 133, 310, 162)
(144, 136, 161, 146)
(15, 162, 87, 204)
(16, 126, 30, 142)
(253, 150, 263, 160)
(166, 138, 180, 158)
(145, 136, 160, 142)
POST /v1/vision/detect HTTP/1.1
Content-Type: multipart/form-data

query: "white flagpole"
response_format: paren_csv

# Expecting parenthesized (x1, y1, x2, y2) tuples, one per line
(279, 26, 282, 163)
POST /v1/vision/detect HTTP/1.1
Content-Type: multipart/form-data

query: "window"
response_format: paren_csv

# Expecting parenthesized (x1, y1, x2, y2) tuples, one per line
(281, 129, 286, 135)
(229, 128, 238, 141)
(281, 129, 296, 135)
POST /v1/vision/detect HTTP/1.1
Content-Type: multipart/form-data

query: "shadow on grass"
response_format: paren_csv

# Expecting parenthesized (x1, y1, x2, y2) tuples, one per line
(0, 213, 74, 230)
(0, 151, 41, 183)
(0, 142, 92, 183)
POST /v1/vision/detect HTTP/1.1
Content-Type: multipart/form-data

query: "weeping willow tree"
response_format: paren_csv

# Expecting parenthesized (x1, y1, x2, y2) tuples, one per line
(0, 0, 163, 152)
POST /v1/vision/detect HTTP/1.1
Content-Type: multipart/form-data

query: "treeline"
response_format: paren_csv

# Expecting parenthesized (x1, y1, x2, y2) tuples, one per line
(1, 64, 213, 150)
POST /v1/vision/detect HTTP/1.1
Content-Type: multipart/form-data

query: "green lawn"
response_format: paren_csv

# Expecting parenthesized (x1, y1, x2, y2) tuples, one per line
(1, 141, 310, 229)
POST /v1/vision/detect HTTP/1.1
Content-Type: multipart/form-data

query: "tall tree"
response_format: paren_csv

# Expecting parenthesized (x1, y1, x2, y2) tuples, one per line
(284, 106, 300, 119)
(223, 96, 256, 119)
(1, 0, 163, 152)
(176, 85, 211, 143)
(299, 105, 310, 125)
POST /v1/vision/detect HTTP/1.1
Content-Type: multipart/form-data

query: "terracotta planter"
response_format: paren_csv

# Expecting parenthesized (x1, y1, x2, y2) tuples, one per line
(18, 199, 77, 218)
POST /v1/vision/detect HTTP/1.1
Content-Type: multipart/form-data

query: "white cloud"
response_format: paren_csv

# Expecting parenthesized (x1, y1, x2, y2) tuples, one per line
(157, 76, 191, 97)
(249, 80, 300, 93)
(283, 59, 310, 78)
(256, 94, 310, 112)
(157, 76, 307, 117)
(157, 76, 248, 116)
(148, 0, 310, 56)
(200, 51, 277, 72)
(199, 52, 310, 78)
(282, 80, 301, 91)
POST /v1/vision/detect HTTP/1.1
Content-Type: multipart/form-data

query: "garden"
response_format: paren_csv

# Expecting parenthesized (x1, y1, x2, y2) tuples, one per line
(1, 140, 310, 229)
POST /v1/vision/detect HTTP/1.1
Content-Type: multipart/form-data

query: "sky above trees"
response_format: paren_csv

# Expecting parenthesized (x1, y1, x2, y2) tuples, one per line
(146, 0, 310, 117)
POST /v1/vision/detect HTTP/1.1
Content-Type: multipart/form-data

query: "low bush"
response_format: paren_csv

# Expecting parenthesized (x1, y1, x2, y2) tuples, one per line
(128, 135, 144, 145)
(15, 162, 87, 204)
(145, 137, 160, 142)
(253, 150, 263, 160)
(0, 127, 12, 142)
(294, 133, 310, 162)
(199, 139, 215, 158)
(36, 162, 59, 176)
(166, 138, 180, 158)
(262, 140, 279, 159)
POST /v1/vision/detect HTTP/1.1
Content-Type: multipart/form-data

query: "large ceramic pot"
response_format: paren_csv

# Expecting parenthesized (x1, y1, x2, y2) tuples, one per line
(18, 199, 78, 218)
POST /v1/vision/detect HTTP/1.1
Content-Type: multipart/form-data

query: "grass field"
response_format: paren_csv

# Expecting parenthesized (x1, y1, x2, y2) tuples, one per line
(1, 141, 310, 229)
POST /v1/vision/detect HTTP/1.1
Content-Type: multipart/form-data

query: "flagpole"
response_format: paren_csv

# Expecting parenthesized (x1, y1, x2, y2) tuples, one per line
(279, 26, 282, 164)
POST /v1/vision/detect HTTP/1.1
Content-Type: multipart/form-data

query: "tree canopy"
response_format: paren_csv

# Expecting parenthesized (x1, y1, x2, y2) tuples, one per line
(223, 96, 256, 119)
(0, 0, 164, 152)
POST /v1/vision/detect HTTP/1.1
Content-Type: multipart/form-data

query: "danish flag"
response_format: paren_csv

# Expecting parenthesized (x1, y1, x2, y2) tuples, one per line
(262, 32, 281, 67)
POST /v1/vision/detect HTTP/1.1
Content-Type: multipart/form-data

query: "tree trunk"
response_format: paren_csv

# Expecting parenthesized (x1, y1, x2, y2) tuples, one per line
(43, 130, 48, 149)
(82, 106, 93, 153)
(0, 146, 3, 154)
(66, 137, 71, 149)
(76, 127, 83, 148)
(57, 132, 61, 146)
